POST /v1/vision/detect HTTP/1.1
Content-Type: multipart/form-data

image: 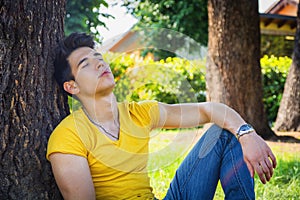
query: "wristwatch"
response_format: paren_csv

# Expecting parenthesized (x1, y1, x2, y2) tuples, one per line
(236, 124, 255, 140)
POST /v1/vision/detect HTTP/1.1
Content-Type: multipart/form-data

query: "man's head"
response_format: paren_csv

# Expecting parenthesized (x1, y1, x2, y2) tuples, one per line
(54, 32, 115, 100)
(54, 32, 95, 95)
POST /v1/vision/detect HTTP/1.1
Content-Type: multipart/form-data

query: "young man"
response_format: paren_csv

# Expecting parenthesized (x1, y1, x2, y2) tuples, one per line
(47, 32, 276, 200)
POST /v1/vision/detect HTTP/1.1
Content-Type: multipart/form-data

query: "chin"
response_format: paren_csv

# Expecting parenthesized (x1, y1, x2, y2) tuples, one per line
(99, 83, 116, 94)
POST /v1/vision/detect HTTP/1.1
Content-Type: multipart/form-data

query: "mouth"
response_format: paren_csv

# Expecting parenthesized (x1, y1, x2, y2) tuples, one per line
(99, 69, 111, 78)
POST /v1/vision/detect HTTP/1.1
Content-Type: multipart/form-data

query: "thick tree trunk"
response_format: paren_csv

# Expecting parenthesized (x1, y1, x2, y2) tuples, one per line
(206, 0, 276, 139)
(275, 4, 300, 131)
(0, 0, 68, 199)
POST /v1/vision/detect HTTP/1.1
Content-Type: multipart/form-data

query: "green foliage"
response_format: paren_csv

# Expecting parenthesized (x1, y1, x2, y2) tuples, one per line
(254, 156, 300, 200)
(261, 55, 291, 124)
(123, 0, 208, 59)
(65, 0, 113, 42)
(104, 52, 206, 103)
(68, 96, 81, 112)
(126, 0, 208, 45)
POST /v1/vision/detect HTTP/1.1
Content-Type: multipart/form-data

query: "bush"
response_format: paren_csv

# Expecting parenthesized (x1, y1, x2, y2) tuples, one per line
(104, 52, 207, 104)
(261, 55, 291, 124)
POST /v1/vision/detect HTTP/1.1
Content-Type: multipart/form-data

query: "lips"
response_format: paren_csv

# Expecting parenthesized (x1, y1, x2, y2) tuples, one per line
(99, 69, 111, 78)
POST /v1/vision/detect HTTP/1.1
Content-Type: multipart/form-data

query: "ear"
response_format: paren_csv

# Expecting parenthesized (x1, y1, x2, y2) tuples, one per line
(63, 80, 80, 95)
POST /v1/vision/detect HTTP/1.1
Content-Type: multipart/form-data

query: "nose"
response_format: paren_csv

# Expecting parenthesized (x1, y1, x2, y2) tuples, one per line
(96, 63, 102, 70)
(94, 60, 106, 70)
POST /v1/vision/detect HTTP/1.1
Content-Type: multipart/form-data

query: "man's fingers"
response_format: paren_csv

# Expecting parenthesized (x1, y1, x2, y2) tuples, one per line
(268, 151, 277, 168)
(255, 163, 266, 184)
(260, 161, 271, 181)
(265, 157, 274, 177)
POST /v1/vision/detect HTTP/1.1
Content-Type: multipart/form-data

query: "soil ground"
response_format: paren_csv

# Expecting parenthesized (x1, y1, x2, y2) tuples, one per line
(267, 131, 300, 156)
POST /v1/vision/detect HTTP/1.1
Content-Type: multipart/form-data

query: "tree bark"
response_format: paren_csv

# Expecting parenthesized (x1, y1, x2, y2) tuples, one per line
(206, 0, 276, 139)
(0, 0, 68, 199)
(275, 3, 300, 132)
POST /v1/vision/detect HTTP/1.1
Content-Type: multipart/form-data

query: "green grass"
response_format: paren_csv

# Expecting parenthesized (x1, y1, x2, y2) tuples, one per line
(148, 130, 300, 200)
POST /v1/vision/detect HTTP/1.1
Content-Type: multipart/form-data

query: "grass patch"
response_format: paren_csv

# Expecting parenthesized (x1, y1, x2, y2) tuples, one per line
(254, 156, 300, 200)
(148, 130, 300, 199)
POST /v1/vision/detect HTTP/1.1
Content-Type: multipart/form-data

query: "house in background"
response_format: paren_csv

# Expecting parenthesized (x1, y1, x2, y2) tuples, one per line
(99, 30, 141, 53)
(260, 0, 298, 56)
(98, 29, 156, 60)
(99, 28, 206, 60)
(100, 0, 298, 57)
(266, 0, 298, 16)
(260, 0, 298, 36)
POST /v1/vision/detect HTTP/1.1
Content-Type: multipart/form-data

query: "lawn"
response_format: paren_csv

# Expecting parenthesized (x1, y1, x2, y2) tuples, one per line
(148, 128, 300, 200)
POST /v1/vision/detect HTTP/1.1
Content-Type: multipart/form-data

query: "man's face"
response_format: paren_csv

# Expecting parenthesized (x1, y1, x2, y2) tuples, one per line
(66, 47, 115, 98)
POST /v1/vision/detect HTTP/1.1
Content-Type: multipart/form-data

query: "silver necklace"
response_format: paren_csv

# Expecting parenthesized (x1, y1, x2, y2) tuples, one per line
(82, 107, 119, 140)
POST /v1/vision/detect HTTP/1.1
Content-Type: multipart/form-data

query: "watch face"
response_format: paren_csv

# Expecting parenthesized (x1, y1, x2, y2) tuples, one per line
(237, 124, 254, 136)
(240, 124, 252, 131)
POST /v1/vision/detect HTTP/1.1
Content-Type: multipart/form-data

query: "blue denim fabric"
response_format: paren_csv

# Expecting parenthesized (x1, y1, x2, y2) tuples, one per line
(164, 124, 255, 200)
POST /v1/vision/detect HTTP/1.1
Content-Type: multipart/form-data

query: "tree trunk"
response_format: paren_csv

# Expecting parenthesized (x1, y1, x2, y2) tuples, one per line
(275, 3, 300, 132)
(0, 0, 68, 199)
(206, 0, 276, 139)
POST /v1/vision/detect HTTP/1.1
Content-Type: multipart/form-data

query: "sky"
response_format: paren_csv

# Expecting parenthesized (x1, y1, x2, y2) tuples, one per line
(259, 0, 278, 12)
(98, 0, 278, 42)
(97, 1, 138, 42)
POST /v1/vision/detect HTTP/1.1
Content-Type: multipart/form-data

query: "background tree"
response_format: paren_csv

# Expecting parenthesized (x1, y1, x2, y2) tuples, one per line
(0, 0, 67, 198)
(206, 0, 276, 139)
(123, 0, 208, 59)
(65, 0, 112, 42)
(125, 0, 279, 139)
(275, 3, 300, 132)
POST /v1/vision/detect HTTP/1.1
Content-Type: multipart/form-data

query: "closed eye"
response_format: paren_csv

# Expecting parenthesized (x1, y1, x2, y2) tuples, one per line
(81, 63, 89, 69)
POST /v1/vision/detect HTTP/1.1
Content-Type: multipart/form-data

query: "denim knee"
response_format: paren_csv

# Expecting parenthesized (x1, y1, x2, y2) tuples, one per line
(198, 124, 232, 159)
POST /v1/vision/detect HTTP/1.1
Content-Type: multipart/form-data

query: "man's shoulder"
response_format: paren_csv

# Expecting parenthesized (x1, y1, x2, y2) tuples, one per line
(55, 108, 86, 130)
(118, 100, 160, 125)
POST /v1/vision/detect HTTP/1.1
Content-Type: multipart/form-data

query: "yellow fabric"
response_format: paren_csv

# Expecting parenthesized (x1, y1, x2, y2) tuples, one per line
(47, 101, 160, 200)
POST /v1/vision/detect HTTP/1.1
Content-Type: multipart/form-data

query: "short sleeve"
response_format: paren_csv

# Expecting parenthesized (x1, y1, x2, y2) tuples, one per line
(128, 100, 160, 129)
(46, 125, 88, 160)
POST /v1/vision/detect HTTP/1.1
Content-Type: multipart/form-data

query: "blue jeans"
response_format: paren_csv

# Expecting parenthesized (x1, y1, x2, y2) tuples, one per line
(163, 124, 255, 200)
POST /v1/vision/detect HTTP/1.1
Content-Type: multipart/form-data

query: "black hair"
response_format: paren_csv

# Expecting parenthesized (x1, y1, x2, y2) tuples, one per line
(54, 32, 95, 94)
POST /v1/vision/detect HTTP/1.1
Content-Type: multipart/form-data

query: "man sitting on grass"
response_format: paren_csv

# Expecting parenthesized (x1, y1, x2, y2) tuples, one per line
(47, 32, 277, 200)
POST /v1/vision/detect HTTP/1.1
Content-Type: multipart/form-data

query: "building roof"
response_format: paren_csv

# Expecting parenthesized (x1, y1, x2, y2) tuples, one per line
(265, 0, 298, 16)
(260, 13, 297, 35)
(260, 0, 298, 36)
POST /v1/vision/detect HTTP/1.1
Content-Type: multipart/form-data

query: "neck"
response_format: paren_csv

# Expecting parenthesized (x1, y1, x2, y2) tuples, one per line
(80, 93, 118, 124)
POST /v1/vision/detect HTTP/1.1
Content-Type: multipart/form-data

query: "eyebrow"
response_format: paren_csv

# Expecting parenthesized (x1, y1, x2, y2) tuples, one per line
(77, 52, 103, 68)
(77, 57, 88, 68)
(94, 52, 102, 57)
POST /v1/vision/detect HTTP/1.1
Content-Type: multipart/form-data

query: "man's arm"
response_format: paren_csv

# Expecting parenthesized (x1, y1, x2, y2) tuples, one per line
(156, 102, 277, 184)
(49, 153, 96, 200)
(156, 102, 246, 132)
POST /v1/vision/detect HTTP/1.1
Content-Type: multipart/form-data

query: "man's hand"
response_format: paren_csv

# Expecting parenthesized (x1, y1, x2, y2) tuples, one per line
(239, 132, 277, 184)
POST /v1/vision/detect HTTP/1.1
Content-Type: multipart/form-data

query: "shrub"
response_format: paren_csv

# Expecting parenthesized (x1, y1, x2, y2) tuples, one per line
(261, 55, 291, 124)
(104, 52, 207, 104)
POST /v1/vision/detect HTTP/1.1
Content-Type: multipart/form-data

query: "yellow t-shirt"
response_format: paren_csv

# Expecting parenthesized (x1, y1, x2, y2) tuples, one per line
(47, 101, 160, 199)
